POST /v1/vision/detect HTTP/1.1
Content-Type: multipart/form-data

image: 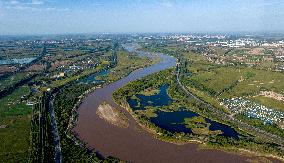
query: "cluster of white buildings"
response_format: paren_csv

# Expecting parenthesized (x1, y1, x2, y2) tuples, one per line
(171, 34, 226, 41)
(208, 39, 259, 47)
(261, 41, 284, 48)
(223, 98, 284, 125)
(139, 34, 227, 41)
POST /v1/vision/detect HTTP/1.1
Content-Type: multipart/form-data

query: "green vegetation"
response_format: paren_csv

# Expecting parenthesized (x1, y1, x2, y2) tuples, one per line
(114, 69, 228, 140)
(186, 67, 240, 97)
(50, 66, 104, 88)
(223, 68, 284, 98)
(0, 39, 121, 162)
(141, 43, 284, 159)
(235, 113, 284, 138)
(184, 116, 206, 128)
(0, 44, 41, 60)
(182, 63, 284, 99)
(250, 96, 284, 111)
(1, 36, 284, 162)
(113, 69, 173, 107)
(104, 50, 152, 82)
(54, 84, 98, 162)
(139, 88, 160, 96)
(0, 86, 32, 162)
(0, 72, 33, 91)
(29, 93, 55, 163)
(136, 108, 157, 118)
(113, 69, 284, 159)
(54, 83, 120, 162)
(184, 116, 222, 136)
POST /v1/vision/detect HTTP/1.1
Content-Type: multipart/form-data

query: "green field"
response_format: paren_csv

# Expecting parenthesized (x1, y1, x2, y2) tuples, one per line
(0, 86, 32, 162)
(0, 72, 32, 91)
(186, 66, 284, 98)
(224, 68, 284, 98)
(181, 52, 284, 101)
(103, 50, 152, 82)
(188, 67, 240, 96)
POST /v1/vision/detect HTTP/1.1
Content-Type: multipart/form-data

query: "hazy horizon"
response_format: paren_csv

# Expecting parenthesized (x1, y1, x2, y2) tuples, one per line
(0, 0, 284, 35)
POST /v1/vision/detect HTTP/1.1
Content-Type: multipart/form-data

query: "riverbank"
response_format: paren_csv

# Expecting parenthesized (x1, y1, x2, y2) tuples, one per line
(198, 144, 284, 162)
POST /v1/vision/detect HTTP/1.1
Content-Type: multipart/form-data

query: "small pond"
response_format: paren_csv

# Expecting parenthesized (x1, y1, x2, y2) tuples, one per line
(78, 69, 110, 84)
(0, 57, 36, 65)
(128, 84, 239, 138)
(127, 84, 172, 111)
(151, 109, 239, 138)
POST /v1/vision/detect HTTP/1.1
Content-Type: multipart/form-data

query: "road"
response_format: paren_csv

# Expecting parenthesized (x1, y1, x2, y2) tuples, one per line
(176, 64, 284, 146)
(48, 93, 63, 163)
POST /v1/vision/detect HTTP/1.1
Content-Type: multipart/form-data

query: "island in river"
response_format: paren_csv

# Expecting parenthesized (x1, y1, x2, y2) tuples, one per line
(96, 102, 129, 128)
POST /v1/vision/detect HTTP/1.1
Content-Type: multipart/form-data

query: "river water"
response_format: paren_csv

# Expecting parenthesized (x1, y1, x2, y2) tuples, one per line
(0, 57, 36, 65)
(74, 45, 265, 163)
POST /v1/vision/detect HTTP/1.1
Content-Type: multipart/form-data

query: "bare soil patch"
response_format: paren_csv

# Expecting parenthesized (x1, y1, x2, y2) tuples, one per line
(96, 102, 129, 128)
(259, 91, 284, 101)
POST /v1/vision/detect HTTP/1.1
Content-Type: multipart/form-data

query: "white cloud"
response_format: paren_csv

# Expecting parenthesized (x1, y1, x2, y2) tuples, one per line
(1, 0, 69, 12)
(2, 0, 45, 7)
(92, 3, 103, 6)
(5, 5, 69, 12)
(10, 0, 19, 5)
(5, 5, 39, 11)
(159, 0, 174, 8)
(28, 0, 44, 5)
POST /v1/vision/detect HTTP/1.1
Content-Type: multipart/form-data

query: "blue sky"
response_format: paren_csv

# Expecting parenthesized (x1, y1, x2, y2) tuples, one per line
(0, 0, 283, 35)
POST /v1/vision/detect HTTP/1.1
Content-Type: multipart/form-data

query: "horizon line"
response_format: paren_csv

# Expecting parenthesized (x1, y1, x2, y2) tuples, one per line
(1, 30, 284, 37)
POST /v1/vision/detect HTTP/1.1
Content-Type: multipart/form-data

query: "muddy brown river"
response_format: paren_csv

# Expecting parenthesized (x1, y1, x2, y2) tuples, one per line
(74, 47, 279, 163)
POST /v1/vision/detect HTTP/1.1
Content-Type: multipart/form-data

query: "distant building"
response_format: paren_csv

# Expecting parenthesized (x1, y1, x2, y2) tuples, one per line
(59, 72, 65, 77)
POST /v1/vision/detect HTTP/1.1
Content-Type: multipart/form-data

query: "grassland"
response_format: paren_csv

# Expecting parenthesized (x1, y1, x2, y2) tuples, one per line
(0, 72, 33, 91)
(0, 86, 32, 162)
(223, 68, 284, 98)
(103, 50, 152, 82)
(180, 52, 284, 111)
(250, 96, 284, 111)
(184, 116, 222, 135)
(139, 88, 160, 96)
(185, 65, 284, 99)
